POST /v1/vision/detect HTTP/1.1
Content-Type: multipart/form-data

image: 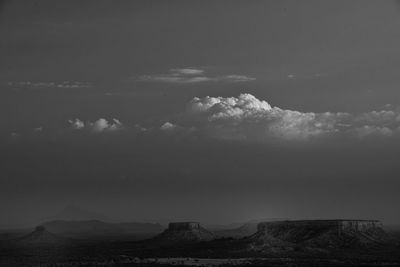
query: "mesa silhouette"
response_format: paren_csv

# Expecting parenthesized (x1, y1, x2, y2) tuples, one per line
(151, 222, 214, 244)
(246, 220, 388, 253)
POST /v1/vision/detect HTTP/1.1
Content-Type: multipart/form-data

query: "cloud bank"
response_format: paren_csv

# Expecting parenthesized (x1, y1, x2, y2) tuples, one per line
(13, 94, 400, 143)
(171, 94, 400, 142)
(137, 68, 255, 83)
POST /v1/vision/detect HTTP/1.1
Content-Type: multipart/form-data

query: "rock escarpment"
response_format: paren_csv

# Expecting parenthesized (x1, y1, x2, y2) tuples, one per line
(152, 222, 214, 244)
(248, 220, 387, 252)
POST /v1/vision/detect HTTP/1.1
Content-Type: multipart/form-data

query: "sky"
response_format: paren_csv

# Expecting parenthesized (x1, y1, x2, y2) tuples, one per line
(1, 0, 400, 227)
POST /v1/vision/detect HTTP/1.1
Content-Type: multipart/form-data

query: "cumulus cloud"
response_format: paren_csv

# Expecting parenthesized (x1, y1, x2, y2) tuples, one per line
(68, 118, 123, 133)
(185, 94, 340, 141)
(160, 122, 177, 131)
(68, 119, 85, 130)
(91, 118, 122, 133)
(65, 94, 400, 142)
(137, 68, 255, 83)
(168, 94, 400, 142)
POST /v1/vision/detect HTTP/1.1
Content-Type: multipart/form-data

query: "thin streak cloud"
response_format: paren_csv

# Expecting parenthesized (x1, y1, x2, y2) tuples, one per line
(6, 81, 92, 89)
(137, 68, 256, 83)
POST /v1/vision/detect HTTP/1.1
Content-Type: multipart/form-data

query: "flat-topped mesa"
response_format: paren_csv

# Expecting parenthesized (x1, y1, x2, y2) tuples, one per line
(168, 222, 200, 231)
(249, 219, 387, 249)
(257, 220, 383, 234)
(338, 220, 383, 232)
(153, 222, 214, 243)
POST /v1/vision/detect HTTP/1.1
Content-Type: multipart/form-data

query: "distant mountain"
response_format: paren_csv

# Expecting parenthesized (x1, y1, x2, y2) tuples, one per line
(214, 222, 258, 238)
(41, 205, 110, 223)
(42, 220, 164, 240)
(213, 218, 287, 238)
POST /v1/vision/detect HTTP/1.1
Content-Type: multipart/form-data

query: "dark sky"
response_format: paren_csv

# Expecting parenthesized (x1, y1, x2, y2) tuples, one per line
(1, 0, 400, 226)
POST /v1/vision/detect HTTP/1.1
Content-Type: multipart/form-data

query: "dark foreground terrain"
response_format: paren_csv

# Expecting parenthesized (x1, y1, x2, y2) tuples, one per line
(1, 220, 400, 267)
(1, 239, 400, 267)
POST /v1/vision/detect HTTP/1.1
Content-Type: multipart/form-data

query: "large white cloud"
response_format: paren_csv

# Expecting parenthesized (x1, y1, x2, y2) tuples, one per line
(175, 94, 400, 141)
(184, 94, 340, 141)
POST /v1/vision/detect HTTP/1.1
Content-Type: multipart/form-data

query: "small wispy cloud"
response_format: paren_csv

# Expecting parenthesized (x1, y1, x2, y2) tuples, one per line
(218, 75, 256, 82)
(33, 127, 43, 132)
(7, 81, 92, 89)
(170, 68, 204, 75)
(286, 73, 325, 80)
(138, 74, 212, 83)
(137, 68, 256, 84)
(10, 132, 20, 138)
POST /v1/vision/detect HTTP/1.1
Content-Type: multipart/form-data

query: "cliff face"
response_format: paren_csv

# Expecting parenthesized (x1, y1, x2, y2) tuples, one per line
(339, 220, 383, 232)
(249, 220, 387, 252)
(257, 220, 383, 239)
